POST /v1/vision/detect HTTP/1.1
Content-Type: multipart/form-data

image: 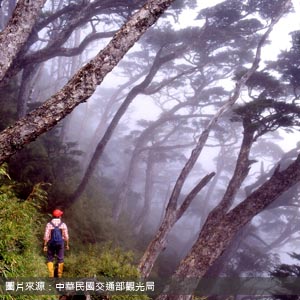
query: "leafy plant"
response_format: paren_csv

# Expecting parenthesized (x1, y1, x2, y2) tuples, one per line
(64, 243, 150, 300)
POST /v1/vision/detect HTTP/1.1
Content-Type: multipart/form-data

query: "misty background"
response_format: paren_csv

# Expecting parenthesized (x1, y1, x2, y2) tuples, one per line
(1, 0, 300, 290)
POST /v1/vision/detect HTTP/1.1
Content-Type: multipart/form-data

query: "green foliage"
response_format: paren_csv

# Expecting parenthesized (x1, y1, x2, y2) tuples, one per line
(0, 165, 145, 300)
(232, 99, 300, 138)
(64, 244, 150, 300)
(0, 163, 11, 180)
(0, 166, 57, 300)
(0, 178, 47, 278)
(65, 244, 138, 278)
(271, 253, 300, 300)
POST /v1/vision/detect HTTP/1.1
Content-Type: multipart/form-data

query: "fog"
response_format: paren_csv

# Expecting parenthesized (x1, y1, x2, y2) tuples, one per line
(1, 0, 300, 290)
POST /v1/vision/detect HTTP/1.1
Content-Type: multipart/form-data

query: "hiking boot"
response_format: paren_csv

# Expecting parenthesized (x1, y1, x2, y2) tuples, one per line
(58, 262, 64, 278)
(47, 262, 54, 278)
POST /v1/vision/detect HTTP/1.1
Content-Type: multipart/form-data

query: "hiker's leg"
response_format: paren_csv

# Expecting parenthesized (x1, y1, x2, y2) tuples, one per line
(57, 242, 64, 263)
(57, 242, 64, 278)
(46, 246, 55, 277)
(47, 244, 55, 262)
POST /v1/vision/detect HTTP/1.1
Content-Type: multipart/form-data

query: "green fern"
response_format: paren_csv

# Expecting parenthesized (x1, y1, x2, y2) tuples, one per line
(0, 163, 11, 180)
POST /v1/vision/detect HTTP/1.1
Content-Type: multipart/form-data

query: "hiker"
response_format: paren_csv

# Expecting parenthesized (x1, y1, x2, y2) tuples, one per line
(43, 209, 69, 278)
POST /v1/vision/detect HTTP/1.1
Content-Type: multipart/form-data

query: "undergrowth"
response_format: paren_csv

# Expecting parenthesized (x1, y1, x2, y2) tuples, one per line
(0, 164, 150, 299)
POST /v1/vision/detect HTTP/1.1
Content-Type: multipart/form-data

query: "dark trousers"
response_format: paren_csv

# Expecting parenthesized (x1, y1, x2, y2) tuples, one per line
(47, 241, 64, 263)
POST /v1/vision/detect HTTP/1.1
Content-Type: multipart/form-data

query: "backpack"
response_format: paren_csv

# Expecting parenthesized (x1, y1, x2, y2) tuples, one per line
(49, 221, 63, 244)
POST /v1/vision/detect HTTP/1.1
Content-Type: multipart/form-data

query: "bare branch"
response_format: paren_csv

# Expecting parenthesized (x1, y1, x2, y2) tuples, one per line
(22, 30, 117, 63)
(176, 172, 216, 219)
(70, 47, 181, 205)
(164, 5, 288, 213)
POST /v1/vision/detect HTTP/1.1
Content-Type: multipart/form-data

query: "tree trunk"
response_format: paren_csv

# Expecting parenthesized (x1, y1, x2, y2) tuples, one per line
(138, 215, 177, 279)
(157, 155, 300, 300)
(138, 173, 215, 279)
(139, 4, 288, 281)
(70, 48, 180, 205)
(0, 0, 176, 164)
(217, 127, 255, 212)
(134, 150, 155, 235)
(0, 0, 46, 81)
(113, 101, 192, 220)
(17, 64, 39, 118)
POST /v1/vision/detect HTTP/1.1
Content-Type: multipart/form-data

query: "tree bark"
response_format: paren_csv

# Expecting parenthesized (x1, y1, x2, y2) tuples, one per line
(0, 0, 46, 82)
(217, 127, 255, 212)
(140, 3, 288, 282)
(1, 0, 136, 86)
(0, 0, 176, 165)
(159, 155, 300, 300)
(138, 173, 215, 279)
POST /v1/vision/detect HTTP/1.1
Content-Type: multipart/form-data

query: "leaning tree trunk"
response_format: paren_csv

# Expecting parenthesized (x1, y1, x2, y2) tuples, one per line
(139, 125, 253, 279)
(217, 127, 255, 212)
(138, 3, 287, 279)
(0, 0, 46, 82)
(138, 173, 215, 279)
(157, 154, 300, 300)
(17, 64, 39, 118)
(113, 100, 195, 220)
(0, 0, 177, 164)
(70, 48, 180, 205)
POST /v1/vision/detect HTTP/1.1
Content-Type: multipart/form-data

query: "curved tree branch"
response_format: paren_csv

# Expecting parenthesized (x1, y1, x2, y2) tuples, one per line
(70, 46, 183, 206)
(0, 0, 177, 164)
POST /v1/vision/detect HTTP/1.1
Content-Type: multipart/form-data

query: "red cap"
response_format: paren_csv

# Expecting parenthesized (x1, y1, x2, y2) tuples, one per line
(52, 209, 63, 217)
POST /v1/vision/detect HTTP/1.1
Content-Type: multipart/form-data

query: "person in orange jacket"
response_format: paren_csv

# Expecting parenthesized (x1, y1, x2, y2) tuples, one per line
(43, 209, 69, 278)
